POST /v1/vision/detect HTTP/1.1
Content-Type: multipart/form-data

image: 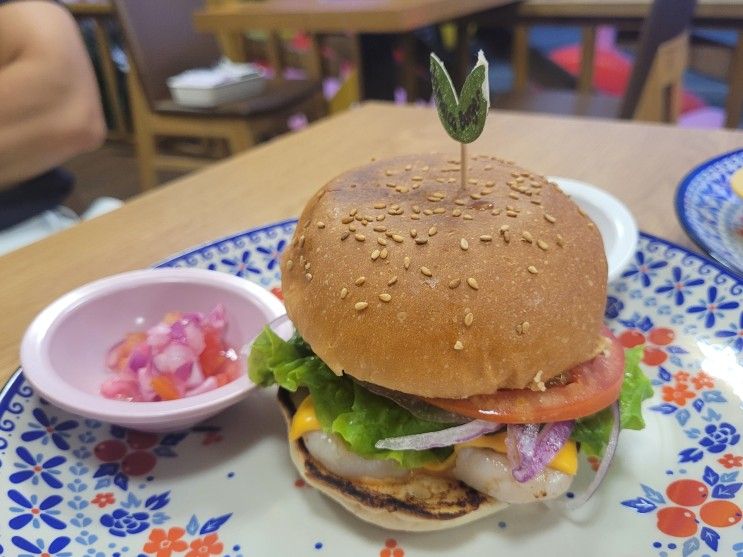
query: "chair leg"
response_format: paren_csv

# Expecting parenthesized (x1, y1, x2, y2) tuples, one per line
(725, 32, 743, 129)
(512, 24, 529, 92)
(225, 123, 255, 154)
(133, 127, 158, 190)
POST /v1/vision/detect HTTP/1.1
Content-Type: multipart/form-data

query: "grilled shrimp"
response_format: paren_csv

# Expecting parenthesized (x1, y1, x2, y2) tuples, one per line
(303, 431, 410, 480)
(453, 447, 573, 504)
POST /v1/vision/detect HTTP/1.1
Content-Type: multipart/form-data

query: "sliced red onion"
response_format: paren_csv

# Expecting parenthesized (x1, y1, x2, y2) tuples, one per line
(375, 420, 502, 451)
(555, 402, 620, 510)
(508, 421, 574, 483)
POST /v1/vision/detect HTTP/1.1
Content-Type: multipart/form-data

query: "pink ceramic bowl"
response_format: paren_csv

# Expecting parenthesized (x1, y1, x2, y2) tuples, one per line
(20, 268, 285, 432)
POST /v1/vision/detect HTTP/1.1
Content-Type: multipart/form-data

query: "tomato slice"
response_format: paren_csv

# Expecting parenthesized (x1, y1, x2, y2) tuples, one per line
(426, 327, 625, 424)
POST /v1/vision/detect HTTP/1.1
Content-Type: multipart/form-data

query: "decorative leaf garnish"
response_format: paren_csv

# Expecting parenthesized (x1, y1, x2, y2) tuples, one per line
(430, 50, 489, 144)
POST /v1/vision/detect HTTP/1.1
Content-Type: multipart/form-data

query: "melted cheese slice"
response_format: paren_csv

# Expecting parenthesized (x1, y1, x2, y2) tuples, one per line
(289, 395, 578, 475)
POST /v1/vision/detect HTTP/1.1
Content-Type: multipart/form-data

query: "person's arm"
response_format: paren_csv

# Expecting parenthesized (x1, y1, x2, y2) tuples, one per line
(0, 0, 106, 189)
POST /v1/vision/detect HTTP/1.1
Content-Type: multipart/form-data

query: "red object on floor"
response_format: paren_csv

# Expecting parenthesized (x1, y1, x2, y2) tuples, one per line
(548, 45, 706, 113)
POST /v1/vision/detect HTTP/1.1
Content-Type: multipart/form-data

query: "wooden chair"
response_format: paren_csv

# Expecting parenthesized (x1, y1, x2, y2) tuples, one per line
(494, 0, 697, 124)
(114, 0, 326, 190)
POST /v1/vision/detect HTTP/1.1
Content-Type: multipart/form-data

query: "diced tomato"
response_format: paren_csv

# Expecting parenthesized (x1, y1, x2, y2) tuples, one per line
(150, 375, 181, 401)
(426, 327, 626, 424)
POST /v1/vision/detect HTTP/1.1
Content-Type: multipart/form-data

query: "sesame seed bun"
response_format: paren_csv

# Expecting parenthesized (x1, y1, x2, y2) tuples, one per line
(280, 153, 607, 398)
(278, 389, 508, 531)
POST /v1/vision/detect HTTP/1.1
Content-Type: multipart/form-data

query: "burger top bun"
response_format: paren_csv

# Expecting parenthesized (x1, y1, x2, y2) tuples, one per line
(280, 153, 607, 399)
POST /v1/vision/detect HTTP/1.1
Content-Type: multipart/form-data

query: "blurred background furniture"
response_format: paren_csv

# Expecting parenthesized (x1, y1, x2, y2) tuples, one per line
(114, 0, 326, 190)
(193, 0, 518, 103)
(493, 0, 698, 123)
(502, 0, 743, 127)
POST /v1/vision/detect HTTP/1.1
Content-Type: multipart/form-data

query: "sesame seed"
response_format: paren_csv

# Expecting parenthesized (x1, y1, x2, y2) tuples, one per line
(299, 255, 305, 265)
(392, 234, 404, 243)
(452, 208, 462, 217)
(428, 226, 437, 236)
(506, 210, 518, 217)
(373, 225, 387, 232)
(412, 205, 421, 214)
(299, 235, 305, 247)
(376, 214, 386, 221)
(436, 177, 445, 183)
(355, 215, 364, 222)
(350, 208, 358, 216)
(454, 340, 464, 350)
(509, 193, 519, 200)
(388, 276, 398, 286)
(578, 207, 588, 217)
(342, 216, 354, 224)
(371, 249, 380, 260)
(531, 199, 542, 205)
(503, 230, 511, 243)
(522, 231, 534, 243)
(374, 203, 387, 209)
(448, 177, 456, 183)
(385, 170, 395, 176)
(349, 224, 357, 232)
(492, 208, 502, 215)
(454, 199, 466, 206)
(423, 209, 433, 215)
(355, 302, 369, 311)
(528, 265, 538, 274)
(386, 182, 396, 188)
(355, 234, 366, 242)
(460, 238, 469, 250)
(420, 266, 432, 277)
(340, 287, 348, 299)
(544, 213, 556, 223)
(377, 237, 388, 246)
(484, 180, 495, 186)
(379, 293, 392, 302)
(287, 259, 294, 270)
(412, 176, 423, 181)
(404, 256, 411, 270)
(396, 186, 409, 193)
(463, 214, 473, 220)
(427, 196, 438, 203)
(480, 235, 492, 242)
(355, 276, 366, 286)
(405, 164, 412, 171)
(448, 278, 461, 289)
(470, 193, 481, 200)
(410, 229, 418, 238)
(422, 166, 429, 171)
(415, 237, 428, 245)
(556, 234, 565, 247)
(305, 273, 312, 281)
(464, 312, 474, 327)
(467, 277, 479, 290)
(468, 178, 478, 185)
(484, 165, 492, 171)
(433, 207, 446, 214)
(537, 240, 549, 251)
(317, 221, 325, 229)
(522, 321, 530, 333)
(380, 248, 388, 259)
(304, 262, 311, 270)
(410, 214, 421, 220)
(511, 171, 520, 177)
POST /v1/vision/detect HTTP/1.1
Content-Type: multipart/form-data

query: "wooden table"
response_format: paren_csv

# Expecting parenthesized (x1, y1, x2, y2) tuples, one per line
(2, 102, 742, 386)
(194, 0, 515, 100)
(510, 0, 743, 127)
(65, 1, 130, 141)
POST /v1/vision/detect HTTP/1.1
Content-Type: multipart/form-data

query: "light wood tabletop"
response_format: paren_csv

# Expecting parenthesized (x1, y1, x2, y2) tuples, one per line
(517, 0, 743, 22)
(194, 0, 514, 34)
(2, 102, 742, 387)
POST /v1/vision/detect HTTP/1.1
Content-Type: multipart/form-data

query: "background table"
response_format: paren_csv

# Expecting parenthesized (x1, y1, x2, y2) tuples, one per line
(2, 102, 742, 385)
(194, 0, 515, 100)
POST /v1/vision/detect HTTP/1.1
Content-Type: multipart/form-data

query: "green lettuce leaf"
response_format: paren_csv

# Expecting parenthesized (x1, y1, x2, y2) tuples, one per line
(248, 326, 451, 468)
(570, 346, 652, 457)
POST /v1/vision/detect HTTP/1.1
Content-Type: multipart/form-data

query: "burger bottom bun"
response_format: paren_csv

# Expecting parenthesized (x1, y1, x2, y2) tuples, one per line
(278, 388, 509, 532)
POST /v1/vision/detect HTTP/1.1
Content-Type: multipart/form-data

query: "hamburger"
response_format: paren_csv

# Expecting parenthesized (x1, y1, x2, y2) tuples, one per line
(248, 153, 651, 531)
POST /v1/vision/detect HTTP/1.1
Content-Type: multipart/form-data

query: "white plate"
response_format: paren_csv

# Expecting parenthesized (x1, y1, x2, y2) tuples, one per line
(550, 176, 638, 283)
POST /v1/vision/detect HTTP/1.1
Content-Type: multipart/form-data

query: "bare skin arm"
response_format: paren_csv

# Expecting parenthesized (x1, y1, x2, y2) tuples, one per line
(0, 1, 106, 189)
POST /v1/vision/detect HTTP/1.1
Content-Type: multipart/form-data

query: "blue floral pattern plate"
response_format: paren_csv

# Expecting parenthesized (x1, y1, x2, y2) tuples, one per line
(1, 219, 741, 557)
(675, 149, 743, 279)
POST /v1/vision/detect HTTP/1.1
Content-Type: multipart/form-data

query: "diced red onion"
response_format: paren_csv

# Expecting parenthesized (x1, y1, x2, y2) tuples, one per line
(507, 421, 574, 483)
(185, 376, 218, 396)
(375, 420, 502, 451)
(127, 343, 151, 373)
(555, 402, 620, 510)
(100, 377, 143, 402)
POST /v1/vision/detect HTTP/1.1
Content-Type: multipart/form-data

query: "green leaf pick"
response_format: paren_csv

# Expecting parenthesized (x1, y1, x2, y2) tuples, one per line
(430, 50, 490, 186)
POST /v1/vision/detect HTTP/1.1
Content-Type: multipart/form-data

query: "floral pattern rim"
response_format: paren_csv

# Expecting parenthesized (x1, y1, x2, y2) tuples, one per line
(0, 218, 741, 557)
(675, 148, 743, 280)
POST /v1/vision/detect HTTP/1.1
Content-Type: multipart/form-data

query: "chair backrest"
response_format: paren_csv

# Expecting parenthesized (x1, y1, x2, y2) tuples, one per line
(113, 0, 222, 107)
(619, 0, 697, 122)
